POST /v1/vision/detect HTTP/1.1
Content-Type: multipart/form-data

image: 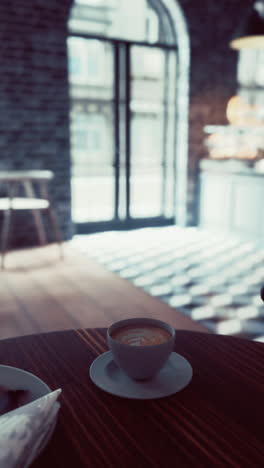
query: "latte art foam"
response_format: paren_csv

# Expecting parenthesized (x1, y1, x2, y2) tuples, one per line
(111, 325, 171, 346)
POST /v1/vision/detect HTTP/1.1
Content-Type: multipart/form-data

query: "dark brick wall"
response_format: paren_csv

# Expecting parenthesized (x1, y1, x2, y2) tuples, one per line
(0, 0, 74, 247)
(0, 0, 254, 246)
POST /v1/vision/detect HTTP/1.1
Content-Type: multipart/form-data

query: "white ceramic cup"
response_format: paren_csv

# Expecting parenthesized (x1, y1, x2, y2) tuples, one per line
(107, 317, 175, 380)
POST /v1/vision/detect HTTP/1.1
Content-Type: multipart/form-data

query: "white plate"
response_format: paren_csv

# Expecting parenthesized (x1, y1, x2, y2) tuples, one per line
(0, 365, 54, 460)
(0, 365, 51, 406)
(90, 351, 192, 400)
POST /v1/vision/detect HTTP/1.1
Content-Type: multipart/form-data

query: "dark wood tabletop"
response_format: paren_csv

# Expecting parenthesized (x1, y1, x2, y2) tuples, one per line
(0, 328, 263, 467)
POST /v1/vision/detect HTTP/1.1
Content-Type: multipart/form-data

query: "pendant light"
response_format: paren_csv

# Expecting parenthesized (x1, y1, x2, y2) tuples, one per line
(230, 1, 264, 50)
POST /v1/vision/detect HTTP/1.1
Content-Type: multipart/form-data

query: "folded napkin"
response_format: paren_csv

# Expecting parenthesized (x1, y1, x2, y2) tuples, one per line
(0, 389, 61, 468)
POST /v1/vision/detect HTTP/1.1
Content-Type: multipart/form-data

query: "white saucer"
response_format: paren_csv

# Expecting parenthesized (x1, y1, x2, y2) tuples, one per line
(89, 351, 192, 399)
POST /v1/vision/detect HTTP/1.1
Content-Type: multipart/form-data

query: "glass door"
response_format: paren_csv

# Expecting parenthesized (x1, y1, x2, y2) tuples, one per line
(68, 37, 116, 225)
(129, 44, 177, 222)
(130, 45, 165, 219)
(68, 36, 177, 232)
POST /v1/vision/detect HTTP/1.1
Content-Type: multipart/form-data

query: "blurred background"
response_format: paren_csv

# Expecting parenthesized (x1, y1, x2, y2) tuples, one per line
(0, 0, 263, 339)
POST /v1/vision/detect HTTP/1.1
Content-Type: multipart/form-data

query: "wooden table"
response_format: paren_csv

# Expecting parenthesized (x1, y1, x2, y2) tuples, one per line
(0, 328, 263, 467)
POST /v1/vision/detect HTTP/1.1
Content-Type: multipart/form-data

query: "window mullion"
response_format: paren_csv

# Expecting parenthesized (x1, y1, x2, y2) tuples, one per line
(162, 49, 169, 215)
(114, 43, 120, 219)
(125, 42, 131, 220)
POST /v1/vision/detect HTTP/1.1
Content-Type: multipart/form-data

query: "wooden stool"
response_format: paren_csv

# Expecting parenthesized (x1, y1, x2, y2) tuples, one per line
(0, 170, 63, 269)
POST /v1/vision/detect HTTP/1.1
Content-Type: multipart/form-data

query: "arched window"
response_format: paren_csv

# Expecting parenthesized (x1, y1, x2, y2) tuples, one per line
(68, 0, 189, 230)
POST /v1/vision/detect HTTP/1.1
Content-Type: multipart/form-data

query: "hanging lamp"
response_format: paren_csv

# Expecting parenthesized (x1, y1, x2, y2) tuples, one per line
(230, 1, 264, 49)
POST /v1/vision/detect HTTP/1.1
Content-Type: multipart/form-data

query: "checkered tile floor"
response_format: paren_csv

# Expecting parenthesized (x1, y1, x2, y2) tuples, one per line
(72, 226, 264, 342)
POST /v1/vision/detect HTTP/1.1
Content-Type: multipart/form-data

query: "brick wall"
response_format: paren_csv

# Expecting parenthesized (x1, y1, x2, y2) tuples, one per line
(0, 0, 74, 247)
(0, 0, 254, 246)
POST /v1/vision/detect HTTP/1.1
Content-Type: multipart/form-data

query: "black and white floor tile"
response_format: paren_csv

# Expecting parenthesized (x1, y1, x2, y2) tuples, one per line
(72, 226, 264, 342)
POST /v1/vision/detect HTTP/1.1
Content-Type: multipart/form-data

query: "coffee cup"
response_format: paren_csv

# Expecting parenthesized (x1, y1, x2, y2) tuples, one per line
(107, 317, 175, 380)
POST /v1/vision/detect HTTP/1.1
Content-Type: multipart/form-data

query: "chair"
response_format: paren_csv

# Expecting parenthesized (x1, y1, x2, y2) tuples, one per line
(0, 170, 63, 269)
